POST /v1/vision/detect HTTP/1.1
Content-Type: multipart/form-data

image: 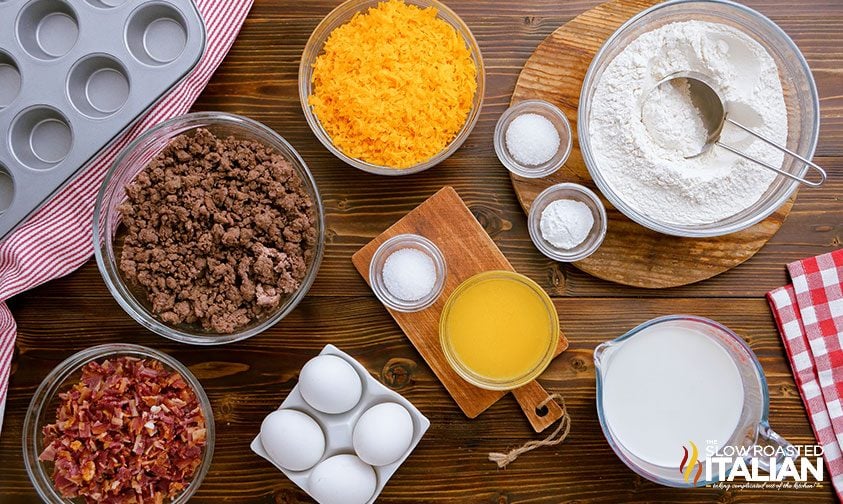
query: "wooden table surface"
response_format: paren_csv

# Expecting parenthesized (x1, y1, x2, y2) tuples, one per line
(1, 0, 842, 502)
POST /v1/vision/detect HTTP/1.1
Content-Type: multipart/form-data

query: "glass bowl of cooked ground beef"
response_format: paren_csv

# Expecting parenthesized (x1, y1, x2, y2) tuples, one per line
(93, 112, 325, 345)
(24, 344, 214, 503)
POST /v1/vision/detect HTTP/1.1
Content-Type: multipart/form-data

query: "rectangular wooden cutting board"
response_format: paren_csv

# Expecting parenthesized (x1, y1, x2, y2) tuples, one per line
(352, 186, 568, 423)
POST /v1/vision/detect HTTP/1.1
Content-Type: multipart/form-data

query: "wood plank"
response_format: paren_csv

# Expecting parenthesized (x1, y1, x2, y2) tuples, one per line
(351, 187, 569, 432)
(507, 0, 820, 289)
(1, 158, 837, 301)
(196, 0, 843, 156)
(1, 0, 841, 502)
(0, 295, 832, 502)
(190, 0, 843, 297)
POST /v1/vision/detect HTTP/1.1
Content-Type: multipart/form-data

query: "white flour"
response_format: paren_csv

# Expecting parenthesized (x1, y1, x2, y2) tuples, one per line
(589, 21, 787, 225)
(540, 199, 594, 249)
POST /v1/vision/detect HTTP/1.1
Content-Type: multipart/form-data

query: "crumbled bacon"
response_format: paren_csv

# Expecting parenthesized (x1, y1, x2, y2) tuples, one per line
(40, 356, 206, 503)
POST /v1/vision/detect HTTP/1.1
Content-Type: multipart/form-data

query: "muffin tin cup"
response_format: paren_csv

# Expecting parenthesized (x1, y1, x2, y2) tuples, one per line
(9, 106, 73, 170)
(67, 54, 131, 118)
(251, 345, 430, 504)
(0, 165, 14, 215)
(17, 0, 80, 61)
(126, 2, 190, 66)
(0, 52, 22, 109)
(0, 0, 206, 240)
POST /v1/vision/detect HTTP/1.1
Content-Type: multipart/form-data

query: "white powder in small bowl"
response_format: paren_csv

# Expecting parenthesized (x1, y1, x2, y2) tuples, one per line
(505, 113, 560, 166)
(382, 248, 436, 301)
(540, 199, 594, 250)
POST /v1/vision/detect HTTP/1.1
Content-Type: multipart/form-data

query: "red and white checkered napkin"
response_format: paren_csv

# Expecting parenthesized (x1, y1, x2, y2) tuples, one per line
(0, 0, 253, 432)
(768, 248, 843, 496)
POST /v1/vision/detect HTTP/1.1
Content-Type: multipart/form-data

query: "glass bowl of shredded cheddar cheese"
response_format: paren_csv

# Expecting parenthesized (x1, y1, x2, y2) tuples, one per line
(300, 0, 485, 175)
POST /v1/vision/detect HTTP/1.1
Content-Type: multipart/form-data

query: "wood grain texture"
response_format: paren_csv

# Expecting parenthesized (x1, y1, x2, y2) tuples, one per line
(509, 0, 800, 289)
(351, 187, 569, 432)
(0, 293, 833, 503)
(0, 0, 841, 502)
(511, 380, 565, 433)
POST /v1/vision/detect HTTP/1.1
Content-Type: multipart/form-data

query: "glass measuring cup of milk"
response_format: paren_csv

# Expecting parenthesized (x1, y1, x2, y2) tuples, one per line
(594, 315, 792, 487)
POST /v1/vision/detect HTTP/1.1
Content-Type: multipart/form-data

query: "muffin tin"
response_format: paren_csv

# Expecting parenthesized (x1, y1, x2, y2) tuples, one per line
(251, 345, 430, 504)
(0, 0, 206, 239)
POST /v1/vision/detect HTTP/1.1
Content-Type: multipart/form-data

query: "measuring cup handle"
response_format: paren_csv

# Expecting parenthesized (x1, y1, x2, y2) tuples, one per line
(719, 118, 827, 188)
(755, 424, 794, 473)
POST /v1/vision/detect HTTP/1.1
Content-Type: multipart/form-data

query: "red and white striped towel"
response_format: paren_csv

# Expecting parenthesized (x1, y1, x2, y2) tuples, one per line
(0, 0, 253, 431)
(768, 248, 843, 498)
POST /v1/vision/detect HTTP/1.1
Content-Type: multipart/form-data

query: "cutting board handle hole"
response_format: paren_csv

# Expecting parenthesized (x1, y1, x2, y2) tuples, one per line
(535, 405, 549, 417)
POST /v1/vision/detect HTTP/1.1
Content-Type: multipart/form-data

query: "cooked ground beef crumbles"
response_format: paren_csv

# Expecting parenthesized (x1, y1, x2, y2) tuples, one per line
(118, 128, 317, 333)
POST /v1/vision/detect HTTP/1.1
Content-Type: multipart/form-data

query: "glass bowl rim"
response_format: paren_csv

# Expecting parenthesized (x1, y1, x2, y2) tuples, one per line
(368, 233, 447, 313)
(576, 0, 820, 238)
(92, 111, 326, 345)
(439, 270, 560, 390)
(592, 314, 769, 487)
(297, 0, 486, 176)
(23, 343, 215, 503)
(494, 99, 574, 179)
(528, 182, 608, 262)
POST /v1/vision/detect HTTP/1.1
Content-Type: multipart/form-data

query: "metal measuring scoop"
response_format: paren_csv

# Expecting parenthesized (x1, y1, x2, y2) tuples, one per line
(644, 71, 826, 187)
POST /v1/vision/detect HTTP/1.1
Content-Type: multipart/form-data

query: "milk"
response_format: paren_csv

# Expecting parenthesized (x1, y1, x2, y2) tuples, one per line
(601, 323, 745, 468)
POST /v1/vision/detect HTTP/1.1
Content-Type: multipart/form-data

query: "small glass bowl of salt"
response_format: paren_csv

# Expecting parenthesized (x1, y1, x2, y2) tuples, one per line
(494, 99, 572, 179)
(528, 183, 607, 262)
(369, 234, 447, 313)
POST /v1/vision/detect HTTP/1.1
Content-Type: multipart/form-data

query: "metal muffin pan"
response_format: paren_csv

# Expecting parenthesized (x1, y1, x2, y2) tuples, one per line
(0, 0, 206, 240)
(251, 345, 430, 504)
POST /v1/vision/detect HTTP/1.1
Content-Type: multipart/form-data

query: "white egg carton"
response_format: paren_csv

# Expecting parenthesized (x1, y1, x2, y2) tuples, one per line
(251, 344, 430, 504)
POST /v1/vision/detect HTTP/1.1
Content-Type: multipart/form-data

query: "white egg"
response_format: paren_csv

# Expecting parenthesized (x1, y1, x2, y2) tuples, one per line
(260, 409, 325, 471)
(353, 402, 414, 466)
(308, 454, 377, 504)
(299, 355, 362, 414)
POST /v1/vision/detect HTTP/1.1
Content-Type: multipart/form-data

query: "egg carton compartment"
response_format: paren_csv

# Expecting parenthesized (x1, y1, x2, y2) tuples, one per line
(0, 0, 205, 240)
(251, 345, 430, 504)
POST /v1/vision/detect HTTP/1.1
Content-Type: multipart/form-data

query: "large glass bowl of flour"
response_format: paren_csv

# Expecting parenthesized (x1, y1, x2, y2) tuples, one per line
(579, 0, 819, 238)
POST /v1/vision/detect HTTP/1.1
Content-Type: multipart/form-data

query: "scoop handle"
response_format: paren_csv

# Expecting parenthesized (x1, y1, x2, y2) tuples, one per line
(512, 380, 564, 433)
(718, 118, 827, 188)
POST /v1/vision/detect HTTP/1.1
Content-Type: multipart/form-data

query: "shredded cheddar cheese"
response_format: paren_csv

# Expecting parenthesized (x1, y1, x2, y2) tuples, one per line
(308, 0, 478, 169)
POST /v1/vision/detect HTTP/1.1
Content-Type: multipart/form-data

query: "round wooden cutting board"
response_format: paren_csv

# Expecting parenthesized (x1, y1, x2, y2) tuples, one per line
(509, 0, 795, 289)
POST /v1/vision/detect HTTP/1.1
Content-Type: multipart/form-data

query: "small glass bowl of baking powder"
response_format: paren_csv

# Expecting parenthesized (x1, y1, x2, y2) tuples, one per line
(528, 183, 607, 262)
(494, 99, 573, 179)
(369, 234, 447, 313)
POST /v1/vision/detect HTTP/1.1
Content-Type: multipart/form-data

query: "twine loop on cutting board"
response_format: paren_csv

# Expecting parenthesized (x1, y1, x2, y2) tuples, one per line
(488, 393, 571, 468)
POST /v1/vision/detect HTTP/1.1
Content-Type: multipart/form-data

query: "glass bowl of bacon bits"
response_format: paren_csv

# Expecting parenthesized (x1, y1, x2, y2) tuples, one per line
(23, 344, 214, 504)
